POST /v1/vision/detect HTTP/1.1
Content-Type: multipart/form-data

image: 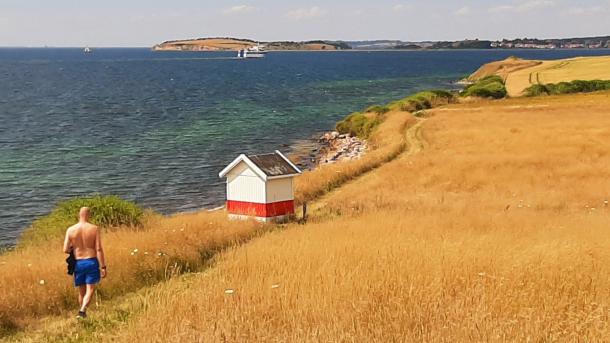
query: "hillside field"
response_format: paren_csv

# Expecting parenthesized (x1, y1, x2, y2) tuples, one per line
(467, 55, 610, 96)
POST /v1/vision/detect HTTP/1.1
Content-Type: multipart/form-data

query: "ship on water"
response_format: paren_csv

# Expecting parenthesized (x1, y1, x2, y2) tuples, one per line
(83, 46, 93, 54)
(237, 44, 266, 58)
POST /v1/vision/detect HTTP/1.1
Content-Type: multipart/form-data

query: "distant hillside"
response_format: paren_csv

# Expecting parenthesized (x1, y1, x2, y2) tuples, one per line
(466, 55, 610, 96)
(344, 35, 610, 50)
(152, 38, 350, 51)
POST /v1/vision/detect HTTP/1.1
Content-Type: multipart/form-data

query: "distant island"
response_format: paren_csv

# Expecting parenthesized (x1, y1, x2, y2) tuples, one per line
(152, 38, 349, 52)
(153, 35, 610, 51)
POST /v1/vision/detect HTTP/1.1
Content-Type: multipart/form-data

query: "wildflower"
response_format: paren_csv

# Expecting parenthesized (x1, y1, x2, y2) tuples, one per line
(39, 280, 45, 285)
(144, 252, 149, 255)
(224, 289, 235, 294)
(604, 200, 609, 207)
(133, 248, 139, 253)
(27, 263, 32, 267)
(271, 284, 280, 289)
(478, 272, 486, 277)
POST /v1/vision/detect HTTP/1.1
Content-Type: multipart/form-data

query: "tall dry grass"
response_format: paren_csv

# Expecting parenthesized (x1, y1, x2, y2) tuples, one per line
(0, 108, 413, 336)
(101, 92, 610, 341)
(0, 211, 264, 333)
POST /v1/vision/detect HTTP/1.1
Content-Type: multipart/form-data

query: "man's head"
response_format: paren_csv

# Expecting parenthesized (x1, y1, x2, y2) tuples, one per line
(79, 207, 91, 222)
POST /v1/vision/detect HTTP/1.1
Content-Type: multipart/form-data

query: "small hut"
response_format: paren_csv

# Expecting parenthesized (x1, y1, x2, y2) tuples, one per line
(219, 150, 302, 222)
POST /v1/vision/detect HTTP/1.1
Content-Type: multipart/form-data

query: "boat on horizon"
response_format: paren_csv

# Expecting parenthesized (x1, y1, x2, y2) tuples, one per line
(237, 44, 266, 59)
(83, 46, 93, 54)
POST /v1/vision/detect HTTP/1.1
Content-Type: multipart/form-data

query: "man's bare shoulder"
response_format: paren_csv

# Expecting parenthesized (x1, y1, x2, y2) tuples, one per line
(66, 223, 79, 234)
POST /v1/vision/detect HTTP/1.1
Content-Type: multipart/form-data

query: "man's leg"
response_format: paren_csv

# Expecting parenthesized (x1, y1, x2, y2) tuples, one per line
(78, 286, 86, 308)
(80, 284, 96, 313)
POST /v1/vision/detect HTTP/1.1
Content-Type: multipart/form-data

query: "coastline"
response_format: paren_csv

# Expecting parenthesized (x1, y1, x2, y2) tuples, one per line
(289, 131, 368, 171)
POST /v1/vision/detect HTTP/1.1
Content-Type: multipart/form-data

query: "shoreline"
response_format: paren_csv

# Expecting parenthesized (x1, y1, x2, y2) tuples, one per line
(288, 131, 368, 171)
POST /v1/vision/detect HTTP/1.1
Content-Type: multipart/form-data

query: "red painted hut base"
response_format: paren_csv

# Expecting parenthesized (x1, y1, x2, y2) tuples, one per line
(227, 200, 295, 218)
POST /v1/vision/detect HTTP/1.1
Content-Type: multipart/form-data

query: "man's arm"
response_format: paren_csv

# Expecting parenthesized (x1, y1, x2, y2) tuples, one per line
(63, 229, 72, 254)
(95, 227, 107, 278)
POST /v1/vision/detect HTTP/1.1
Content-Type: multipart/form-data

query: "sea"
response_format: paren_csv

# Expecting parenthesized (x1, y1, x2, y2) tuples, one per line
(1, 48, 609, 246)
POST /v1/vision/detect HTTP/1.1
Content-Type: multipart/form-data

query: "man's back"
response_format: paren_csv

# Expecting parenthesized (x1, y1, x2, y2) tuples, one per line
(67, 223, 98, 260)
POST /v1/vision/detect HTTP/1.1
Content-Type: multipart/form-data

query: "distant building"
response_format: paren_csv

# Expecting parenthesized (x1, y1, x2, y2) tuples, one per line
(219, 151, 302, 222)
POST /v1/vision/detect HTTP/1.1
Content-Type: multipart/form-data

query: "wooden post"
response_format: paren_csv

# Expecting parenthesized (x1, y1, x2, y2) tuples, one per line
(302, 202, 308, 222)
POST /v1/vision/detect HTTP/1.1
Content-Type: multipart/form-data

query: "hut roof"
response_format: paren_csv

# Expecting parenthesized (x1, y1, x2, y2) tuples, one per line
(247, 153, 300, 177)
(219, 150, 302, 181)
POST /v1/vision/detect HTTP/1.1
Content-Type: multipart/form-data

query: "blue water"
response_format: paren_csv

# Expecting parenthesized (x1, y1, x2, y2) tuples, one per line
(1, 48, 609, 246)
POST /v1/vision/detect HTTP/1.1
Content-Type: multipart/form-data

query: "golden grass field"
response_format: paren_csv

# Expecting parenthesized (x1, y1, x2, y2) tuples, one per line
(469, 55, 610, 96)
(0, 102, 412, 340)
(3, 91, 610, 342)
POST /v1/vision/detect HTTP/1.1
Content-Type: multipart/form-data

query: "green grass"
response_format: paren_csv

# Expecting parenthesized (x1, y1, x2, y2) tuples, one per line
(389, 89, 456, 112)
(336, 90, 455, 138)
(363, 105, 390, 115)
(19, 195, 145, 247)
(525, 79, 610, 97)
(460, 75, 507, 99)
(336, 112, 381, 138)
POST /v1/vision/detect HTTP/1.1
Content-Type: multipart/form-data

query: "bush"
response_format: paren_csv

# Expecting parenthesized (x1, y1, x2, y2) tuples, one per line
(336, 112, 381, 138)
(19, 195, 145, 247)
(460, 75, 507, 99)
(335, 89, 455, 138)
(364, 105, 390, 115)
(525, 79, 610, 97)
(524, 84, 550, 97)
(390, 90, 456, 112)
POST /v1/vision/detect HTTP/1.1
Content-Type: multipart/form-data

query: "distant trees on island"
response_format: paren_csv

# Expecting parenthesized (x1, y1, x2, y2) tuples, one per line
(392, 36, 610, 50)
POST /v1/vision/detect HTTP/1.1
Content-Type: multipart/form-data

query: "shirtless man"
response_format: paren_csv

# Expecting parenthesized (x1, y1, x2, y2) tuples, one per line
(63, 207, 107, 319)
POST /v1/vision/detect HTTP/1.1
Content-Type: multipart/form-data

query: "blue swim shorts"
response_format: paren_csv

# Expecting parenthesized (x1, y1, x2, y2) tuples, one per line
(74, 257, 101, 287)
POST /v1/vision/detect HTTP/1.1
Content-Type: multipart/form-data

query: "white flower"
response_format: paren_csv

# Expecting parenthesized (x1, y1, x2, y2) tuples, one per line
(224, 289, 235, 294)
(271, 284, 280, 289)
(39, 280, 45, 285)
(27, 263, 32, 267)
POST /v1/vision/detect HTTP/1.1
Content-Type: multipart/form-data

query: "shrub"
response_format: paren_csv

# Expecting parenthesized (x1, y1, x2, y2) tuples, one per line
(524, 84, 551, 97)
(390, 90, 456, 112)
(336, 112, 380, 138)
(19, 195, 145, 247)
(364, 105, 390, 115)
(460, 75, 507, 99)
(525, 79, 610, 97)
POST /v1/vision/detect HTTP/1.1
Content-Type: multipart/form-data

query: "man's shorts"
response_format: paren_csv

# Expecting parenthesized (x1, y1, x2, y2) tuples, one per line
(74, 257, 101, 287)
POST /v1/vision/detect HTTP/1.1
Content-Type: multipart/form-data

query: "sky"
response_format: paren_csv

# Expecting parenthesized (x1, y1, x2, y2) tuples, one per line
(0, 0, 609, 47)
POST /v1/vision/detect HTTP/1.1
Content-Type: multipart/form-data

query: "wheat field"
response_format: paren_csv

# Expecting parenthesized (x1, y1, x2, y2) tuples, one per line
(505, 56, 610, 96)
(64, 92, 610, 342)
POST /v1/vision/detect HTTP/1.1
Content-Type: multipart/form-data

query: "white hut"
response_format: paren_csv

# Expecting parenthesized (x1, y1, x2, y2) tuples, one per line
(219, 150, 302, 222)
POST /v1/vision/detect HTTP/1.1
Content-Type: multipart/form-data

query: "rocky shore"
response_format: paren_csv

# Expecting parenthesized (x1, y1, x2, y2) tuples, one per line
(290, 131, 368, 171)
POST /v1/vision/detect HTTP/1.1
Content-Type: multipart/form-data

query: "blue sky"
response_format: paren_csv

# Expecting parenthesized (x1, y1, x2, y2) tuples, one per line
(1, 0, 609, 46)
